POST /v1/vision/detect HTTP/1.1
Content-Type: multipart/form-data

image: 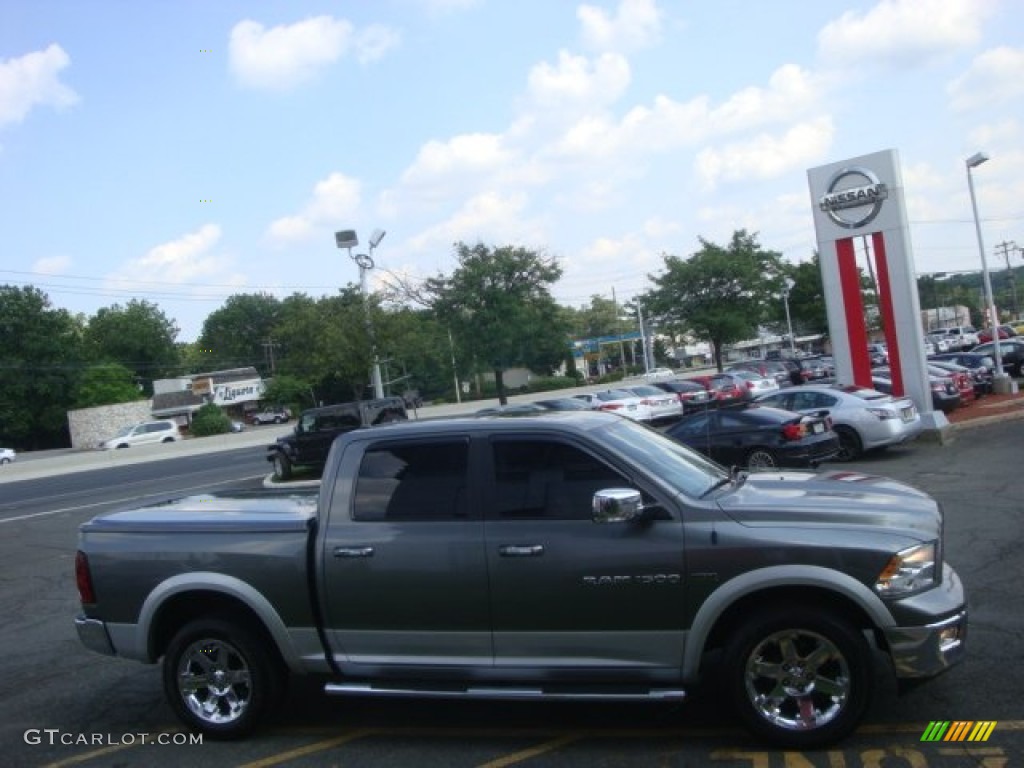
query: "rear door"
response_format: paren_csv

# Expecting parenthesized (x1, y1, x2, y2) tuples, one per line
(320, 435, 490, 667)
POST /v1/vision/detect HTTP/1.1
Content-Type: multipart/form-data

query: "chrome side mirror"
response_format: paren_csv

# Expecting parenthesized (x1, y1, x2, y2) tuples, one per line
(593, 488, 644, 523)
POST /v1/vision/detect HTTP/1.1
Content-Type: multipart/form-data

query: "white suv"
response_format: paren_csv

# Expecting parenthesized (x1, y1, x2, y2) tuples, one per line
(936, 326, 979, 351)
(98, 420, 181, 449)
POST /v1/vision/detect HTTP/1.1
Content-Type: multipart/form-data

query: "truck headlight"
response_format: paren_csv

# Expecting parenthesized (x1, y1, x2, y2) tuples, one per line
(875, 542, 937, 596)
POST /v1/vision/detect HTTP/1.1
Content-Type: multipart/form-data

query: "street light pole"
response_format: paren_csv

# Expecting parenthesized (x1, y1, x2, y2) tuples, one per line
(336, 228, 386, 399)
(965, 152, 1015, 394)
(782, 278, 796, 356)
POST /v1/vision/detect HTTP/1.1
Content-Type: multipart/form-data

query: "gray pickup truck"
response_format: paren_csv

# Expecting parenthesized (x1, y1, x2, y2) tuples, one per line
(74, 411, 967, 748)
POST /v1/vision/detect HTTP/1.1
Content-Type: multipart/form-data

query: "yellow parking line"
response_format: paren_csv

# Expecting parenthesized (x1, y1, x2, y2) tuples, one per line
(476, 732, 583, 768)
(236, 728, 378, 768)
(40, 729, 182, 768)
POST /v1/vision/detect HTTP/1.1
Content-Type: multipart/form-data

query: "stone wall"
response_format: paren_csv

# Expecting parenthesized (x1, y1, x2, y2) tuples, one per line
(67, 401, 155, 450)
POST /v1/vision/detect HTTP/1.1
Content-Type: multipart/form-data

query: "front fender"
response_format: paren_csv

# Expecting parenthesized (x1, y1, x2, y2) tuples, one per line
(682, 564, 895, 678)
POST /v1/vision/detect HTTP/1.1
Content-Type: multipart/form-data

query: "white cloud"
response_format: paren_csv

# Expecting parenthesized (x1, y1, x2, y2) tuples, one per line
(354, 24, 402, 65)
(948, 46, 1024, 112)
(526, 51, 632, 111)
(401, 133, 511, 185)
(0, 44, 79, 128)
(229, 16, 399, 90)
(106, 225, 230, 289)
(407, 191, 539, 254)
(695, 117, 835, 188)
(267, 172, 362, 243)
(578, 0, 662, 52)
(817, 0, 993, 69)
(32, 255, 72, 275)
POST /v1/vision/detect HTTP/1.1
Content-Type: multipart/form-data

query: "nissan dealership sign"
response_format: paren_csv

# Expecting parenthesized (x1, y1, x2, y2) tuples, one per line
(818, 166, 888, 229)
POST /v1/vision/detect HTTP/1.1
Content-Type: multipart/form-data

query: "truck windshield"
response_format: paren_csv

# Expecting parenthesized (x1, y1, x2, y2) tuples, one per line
(598, 419, 729, 499)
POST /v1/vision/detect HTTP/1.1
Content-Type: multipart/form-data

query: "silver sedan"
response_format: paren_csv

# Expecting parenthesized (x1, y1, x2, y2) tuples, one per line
(754, 384, 922, 461)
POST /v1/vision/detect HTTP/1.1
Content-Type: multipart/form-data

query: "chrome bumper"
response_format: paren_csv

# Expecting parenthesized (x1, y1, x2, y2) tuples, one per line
(75, 616, 116, 656)
(883, 562, 967, 678)
(884, 609, 968, 678)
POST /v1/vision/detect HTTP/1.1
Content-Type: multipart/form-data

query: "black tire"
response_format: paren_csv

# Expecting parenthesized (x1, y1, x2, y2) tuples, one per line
(0, 458, 9, 465)
(833, 426, 862, 462)
(274, 417, 283, 424)
(162, 437, 175, 443)
(744, 448, 778, 471)
(162, 618, 285, 740)
(723, 607, 871, 748)
(272, 452, 292, 481)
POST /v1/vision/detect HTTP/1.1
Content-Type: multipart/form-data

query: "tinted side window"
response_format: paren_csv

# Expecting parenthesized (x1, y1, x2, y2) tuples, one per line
(319, 409, 360, 431)
(671, 413, 710, 438)
(491, 439, 628, 521)
(352, 440, 469, 522)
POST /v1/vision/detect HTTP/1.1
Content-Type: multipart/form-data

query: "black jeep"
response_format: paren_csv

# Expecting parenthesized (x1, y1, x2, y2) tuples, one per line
(267, 397, 407, 480)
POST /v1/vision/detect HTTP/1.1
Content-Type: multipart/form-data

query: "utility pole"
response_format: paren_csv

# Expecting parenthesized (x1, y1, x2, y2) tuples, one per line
(994, 240, 1018, 317)
(261, 339, 279, 376)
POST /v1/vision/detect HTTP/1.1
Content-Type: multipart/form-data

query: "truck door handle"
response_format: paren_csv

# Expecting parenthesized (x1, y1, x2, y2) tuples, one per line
(333, 546, 375, 558)
(498, 545, 544, 557)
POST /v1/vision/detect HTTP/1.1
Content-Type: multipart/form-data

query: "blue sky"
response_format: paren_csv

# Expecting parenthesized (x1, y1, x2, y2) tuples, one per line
(2, 0, 1022, 341)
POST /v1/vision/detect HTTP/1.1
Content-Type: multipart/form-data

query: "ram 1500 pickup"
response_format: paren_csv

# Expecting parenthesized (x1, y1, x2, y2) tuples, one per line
(74, 411, 967, 747)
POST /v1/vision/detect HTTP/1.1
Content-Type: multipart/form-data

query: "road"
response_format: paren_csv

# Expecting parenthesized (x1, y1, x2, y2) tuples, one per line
(0, 422, 1021, 767)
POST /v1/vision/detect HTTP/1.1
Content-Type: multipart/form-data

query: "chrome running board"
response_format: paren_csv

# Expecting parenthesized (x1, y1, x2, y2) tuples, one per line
(324, 682, 686, 702)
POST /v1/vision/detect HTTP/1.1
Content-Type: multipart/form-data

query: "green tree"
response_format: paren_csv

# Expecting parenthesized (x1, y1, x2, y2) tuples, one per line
(375, 306, 455, 402)
(260, 373, 315, 413)
(189, 401, 231, 436)
(273, 288, 378, 404)
(74, 363, 144, 408)
(419, 242, 567, 405)
(197, 293, 282, 374)
(0, 285, 84, 449)
(84, 299, 180, 392)
(643, 230, 785, 371)
(763, 254, 830, 340)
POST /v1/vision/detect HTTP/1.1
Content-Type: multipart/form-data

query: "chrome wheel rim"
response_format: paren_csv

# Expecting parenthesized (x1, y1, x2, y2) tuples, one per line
(747, 450, 776, 470)
(176, 638, 252, 725)
(744, 628, 850, 732)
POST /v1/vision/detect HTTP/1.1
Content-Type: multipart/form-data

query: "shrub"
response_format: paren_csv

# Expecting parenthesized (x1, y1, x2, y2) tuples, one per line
(190, 402, 232, 437)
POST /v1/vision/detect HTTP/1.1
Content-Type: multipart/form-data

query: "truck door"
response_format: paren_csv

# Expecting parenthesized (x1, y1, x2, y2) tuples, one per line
(320, 436, 491, 667)
(483, 436, 686, 672)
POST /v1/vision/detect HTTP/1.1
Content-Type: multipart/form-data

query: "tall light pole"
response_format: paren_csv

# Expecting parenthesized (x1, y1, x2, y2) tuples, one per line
(782, 278, 796, 356)
(335, 228, 386, 399)
(965, 153, 1015, 394)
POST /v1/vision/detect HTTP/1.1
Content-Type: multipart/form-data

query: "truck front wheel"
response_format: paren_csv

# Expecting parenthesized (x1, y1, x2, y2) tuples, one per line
(272, 452, 292, 481)
(723, 607, 871, 748)
(162, 618, 284, 739)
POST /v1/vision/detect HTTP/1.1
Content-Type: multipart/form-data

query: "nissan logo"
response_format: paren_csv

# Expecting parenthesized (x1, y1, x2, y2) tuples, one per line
(819, 166, 888, 229)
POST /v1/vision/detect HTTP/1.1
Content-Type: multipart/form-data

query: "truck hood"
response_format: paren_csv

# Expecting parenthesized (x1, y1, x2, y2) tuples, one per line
(716, 469, 941, 539)
(82, 490, 319, 534)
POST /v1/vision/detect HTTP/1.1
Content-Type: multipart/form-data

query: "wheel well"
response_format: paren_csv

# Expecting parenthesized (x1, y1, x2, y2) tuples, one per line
(701, 586, 877, 660)
(149, 590, 282, 666)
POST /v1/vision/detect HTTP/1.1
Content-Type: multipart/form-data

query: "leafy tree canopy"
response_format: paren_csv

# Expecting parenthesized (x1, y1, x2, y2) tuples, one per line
(0, 285, 84, 448)
(197, 292, 282, 374)
(643, 230, 784, 370)
(422, 242, 568, 404)
(84, 299, 180, 391)
(74, 363, 144, 408)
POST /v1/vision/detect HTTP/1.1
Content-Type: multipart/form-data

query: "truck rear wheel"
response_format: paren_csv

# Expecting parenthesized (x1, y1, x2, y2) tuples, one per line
(723, 607, 871, 748)
(162, 618, 284, 740)
(273, 452, 292, 481)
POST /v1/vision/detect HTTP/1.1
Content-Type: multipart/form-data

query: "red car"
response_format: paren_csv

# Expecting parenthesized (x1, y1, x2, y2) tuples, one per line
(691, 373, 747, 404)
(976, 325, 1017, 344)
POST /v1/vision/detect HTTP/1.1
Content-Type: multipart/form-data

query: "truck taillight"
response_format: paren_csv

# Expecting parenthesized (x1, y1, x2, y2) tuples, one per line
(600, 403, 623, 411)
(76, 550, 96, 604)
